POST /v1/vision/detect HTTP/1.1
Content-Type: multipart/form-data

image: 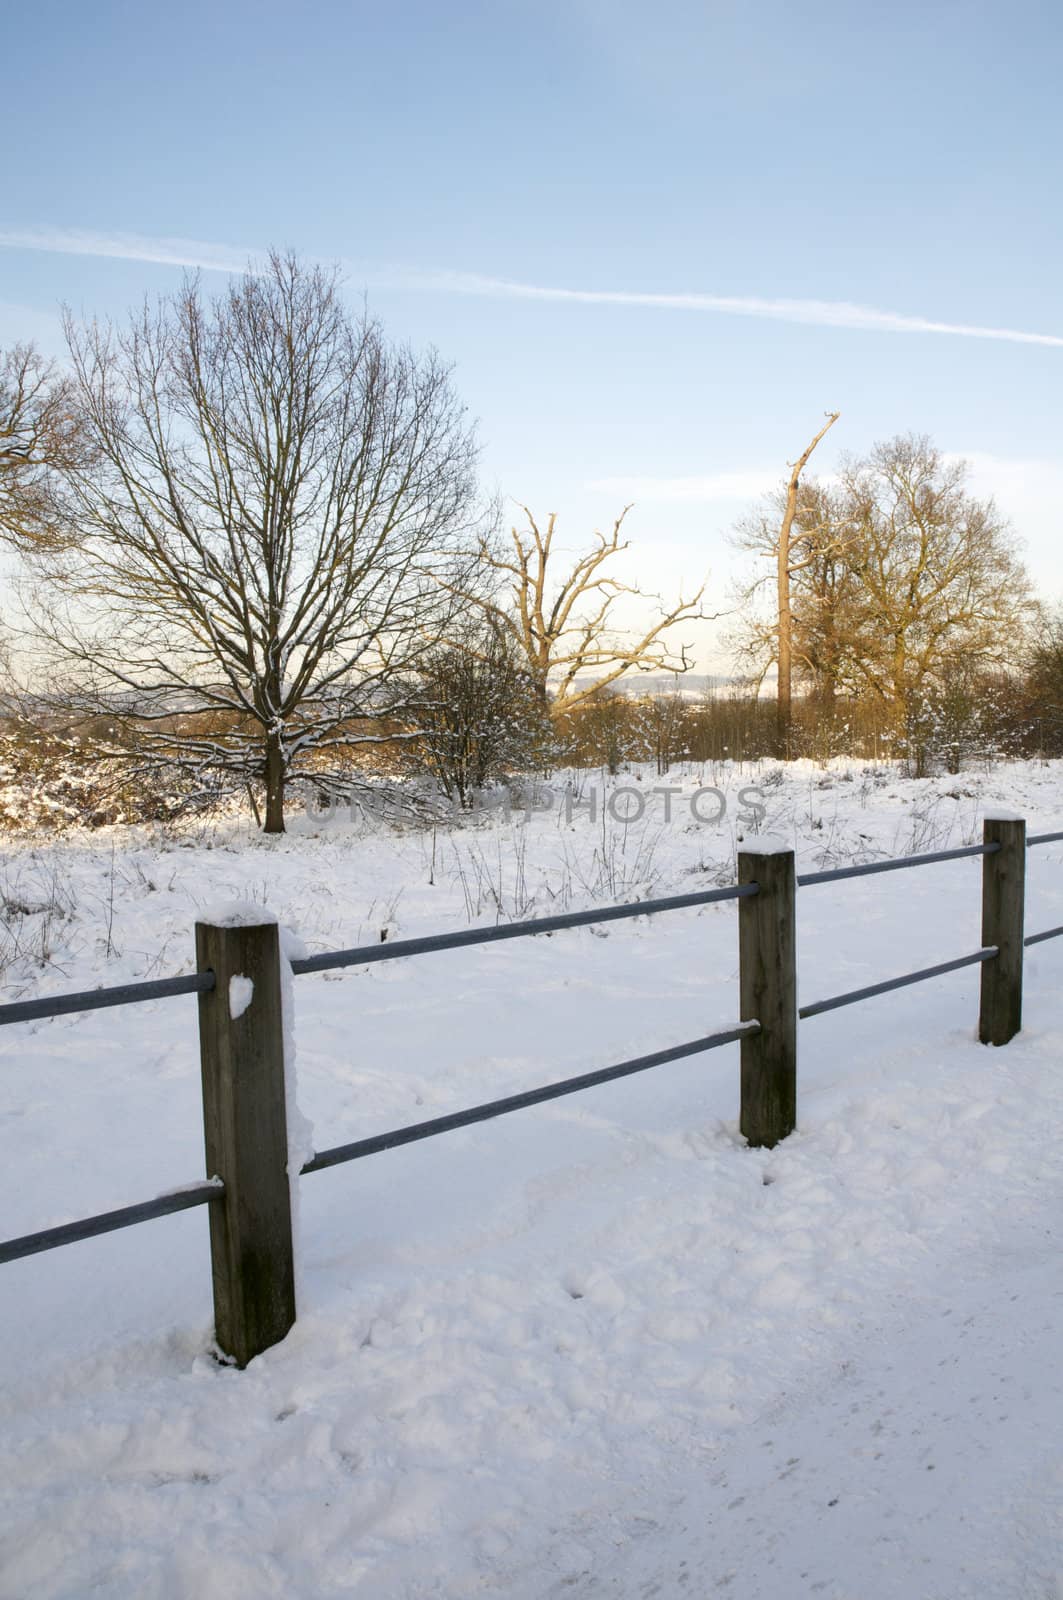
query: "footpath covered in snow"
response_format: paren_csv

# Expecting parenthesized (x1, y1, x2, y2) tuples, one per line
(534, 1150, 1063, 1599)
(2, 762, 1063, 1596)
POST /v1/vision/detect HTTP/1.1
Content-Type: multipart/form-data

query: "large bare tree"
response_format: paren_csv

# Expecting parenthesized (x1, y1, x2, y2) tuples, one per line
(459, 506, 709, 713)
(733, 434, 1033, 745)
(837, 435, 1033, 719)
(33, 253, 481, 831)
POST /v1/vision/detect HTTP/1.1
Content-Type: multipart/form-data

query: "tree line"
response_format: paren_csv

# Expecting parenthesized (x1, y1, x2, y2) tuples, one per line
(0, 252, 1058, 831)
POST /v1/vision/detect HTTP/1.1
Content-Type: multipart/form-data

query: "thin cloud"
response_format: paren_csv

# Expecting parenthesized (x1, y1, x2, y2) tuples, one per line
(947, 452, 1063, 526)
(948, 450, 1063, 489)
(2, 227, 1063, 349)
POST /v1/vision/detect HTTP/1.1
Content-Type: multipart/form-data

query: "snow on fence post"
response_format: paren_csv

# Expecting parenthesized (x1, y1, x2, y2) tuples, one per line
(979, 814, 1025, 1047)
(738, 841, 797, 1148)
(195, 914, 296, 1367)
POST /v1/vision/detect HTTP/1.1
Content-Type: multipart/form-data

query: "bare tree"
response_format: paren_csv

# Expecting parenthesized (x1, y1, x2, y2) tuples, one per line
(410, 621, 547, 807)
(32, 253, 481, 831)
(0, 343, 92, 552)
(733, 433, 1034, 759)
(457, 506, 709, 714)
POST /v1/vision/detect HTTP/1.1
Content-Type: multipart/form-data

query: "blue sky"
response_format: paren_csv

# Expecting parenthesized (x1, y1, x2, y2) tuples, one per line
(3, 0, 1061, 667)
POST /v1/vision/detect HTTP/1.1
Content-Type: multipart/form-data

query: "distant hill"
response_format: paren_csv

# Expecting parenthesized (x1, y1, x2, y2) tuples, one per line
(566, 673, 739, 701)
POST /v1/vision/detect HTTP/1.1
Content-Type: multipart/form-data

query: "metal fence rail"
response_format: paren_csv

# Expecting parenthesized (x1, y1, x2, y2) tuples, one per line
(797, 841, 997, 888)
(0, 970, 214, 1030)
(799, 947, 998, 1021)
(0, 885, 755, 1028)
(6, 830, 1058, 1029)
(1, 811, 1060, 1367)
(290, 882, 758, 976)
(301, 1023, 759, 1173)
(0, 1179, 223, 1266)
(0, 1028, 761, 1264)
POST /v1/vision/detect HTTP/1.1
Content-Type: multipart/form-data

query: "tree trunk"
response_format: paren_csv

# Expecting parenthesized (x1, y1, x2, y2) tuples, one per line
(264, 730, 286, 834)
(775, 413, 840, 759)
(776, 537, 792, 758)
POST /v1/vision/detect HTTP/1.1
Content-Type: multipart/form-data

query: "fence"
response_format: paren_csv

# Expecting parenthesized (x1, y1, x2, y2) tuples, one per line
(2, 815, 1062, 1366)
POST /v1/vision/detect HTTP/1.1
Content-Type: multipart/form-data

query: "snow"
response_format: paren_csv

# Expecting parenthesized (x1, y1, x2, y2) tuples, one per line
(200, 899, 279, 929)
(227, 974, 253, 1021)
(3, 758, 1063, 1597)
(155, 1177, 224, 1201)
(577, 1221, 1063, 1599)
(740, 831, 792, 856)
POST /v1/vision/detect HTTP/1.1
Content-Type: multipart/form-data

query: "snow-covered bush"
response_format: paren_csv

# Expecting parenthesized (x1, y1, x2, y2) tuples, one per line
(0, 719, 232, 831)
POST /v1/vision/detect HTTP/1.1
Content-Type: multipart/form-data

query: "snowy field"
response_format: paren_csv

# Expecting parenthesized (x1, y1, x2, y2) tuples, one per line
(2, 759, 1063, 1598)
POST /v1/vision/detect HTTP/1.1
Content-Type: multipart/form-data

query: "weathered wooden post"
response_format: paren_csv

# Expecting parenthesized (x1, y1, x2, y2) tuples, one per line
(979, 814, 1025, 1046)
(738, 842, 797, 1147)
(196, 915, 296, 1367)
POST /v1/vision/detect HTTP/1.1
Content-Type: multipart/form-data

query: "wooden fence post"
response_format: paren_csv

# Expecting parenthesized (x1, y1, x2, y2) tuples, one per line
(979, 816, 1025, 1046)
(196, 917, 296, 1367)
(738, 844, 797, 1147)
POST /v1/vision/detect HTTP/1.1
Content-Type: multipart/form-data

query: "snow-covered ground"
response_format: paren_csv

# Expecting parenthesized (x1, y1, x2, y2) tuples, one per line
(2, 759, 1063, 1598)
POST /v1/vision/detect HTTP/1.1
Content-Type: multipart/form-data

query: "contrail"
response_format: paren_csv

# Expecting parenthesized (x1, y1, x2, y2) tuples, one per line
(0, 227, 252, 276)
(425, 269, 1063, 348)
(2, 227, 1061, 349)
